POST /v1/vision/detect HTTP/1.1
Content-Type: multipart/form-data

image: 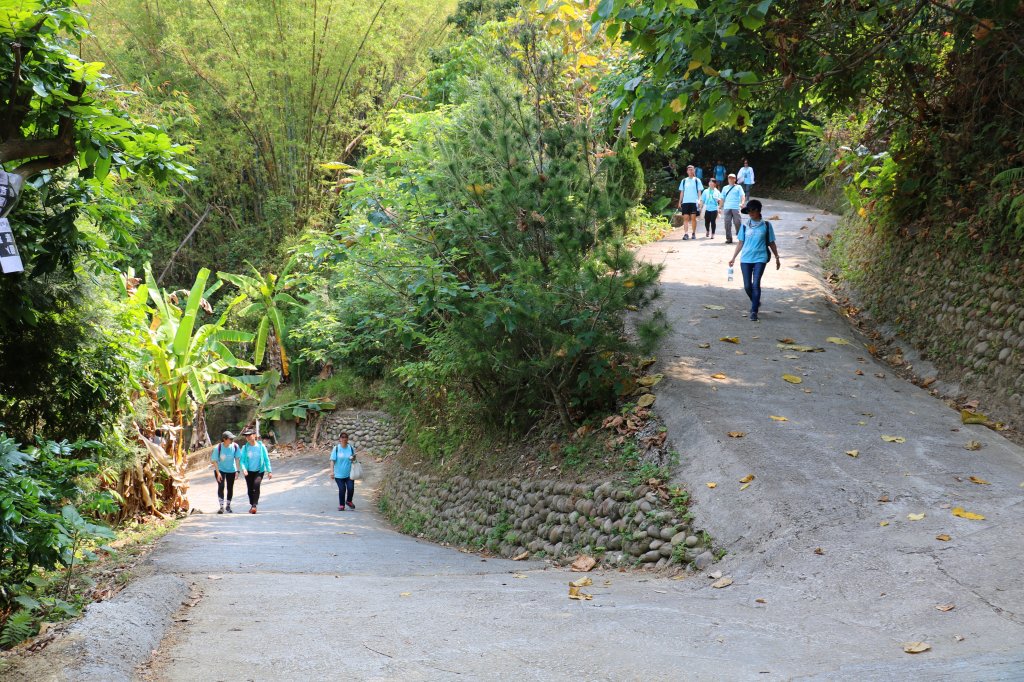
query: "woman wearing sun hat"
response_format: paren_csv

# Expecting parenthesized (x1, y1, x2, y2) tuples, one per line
(210, 431, 241, 513)
(727, 199, 780, 322)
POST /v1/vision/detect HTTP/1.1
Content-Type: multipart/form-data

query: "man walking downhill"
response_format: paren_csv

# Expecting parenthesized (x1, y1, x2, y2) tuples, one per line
(737, 159, 755, 199)
(677, 165, 703, 241)
(720, 173, 746, 244)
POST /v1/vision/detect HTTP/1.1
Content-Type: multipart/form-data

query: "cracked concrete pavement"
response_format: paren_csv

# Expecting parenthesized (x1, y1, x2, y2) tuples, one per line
(9, 199, 1024, 681)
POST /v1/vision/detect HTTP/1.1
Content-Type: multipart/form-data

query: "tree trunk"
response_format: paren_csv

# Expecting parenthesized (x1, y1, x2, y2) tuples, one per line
(189, 404, 212, 451)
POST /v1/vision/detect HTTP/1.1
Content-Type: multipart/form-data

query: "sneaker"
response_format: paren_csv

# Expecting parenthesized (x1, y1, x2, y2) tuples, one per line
(706, 231, 710, 238)
(682, 234, 689, 240)
(338, 505, 345, 511)
(750, 313, 759, 321)
(347, 502, 355, 509)
(226, 504, 233, 514)
(217, 507, 224, 515)
(249, 506, 257, 514)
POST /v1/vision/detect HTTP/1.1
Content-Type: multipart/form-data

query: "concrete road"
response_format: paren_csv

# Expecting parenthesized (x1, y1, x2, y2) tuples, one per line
(93, 200, 1024, 680)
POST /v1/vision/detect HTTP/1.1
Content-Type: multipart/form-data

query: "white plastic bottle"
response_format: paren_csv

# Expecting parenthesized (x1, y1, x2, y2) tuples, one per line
(727, 266, 734, 282)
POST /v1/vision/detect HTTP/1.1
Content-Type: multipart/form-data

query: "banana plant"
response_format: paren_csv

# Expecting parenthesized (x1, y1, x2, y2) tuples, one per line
(218, 256, 301, 377)
(134, 265, 257, 465)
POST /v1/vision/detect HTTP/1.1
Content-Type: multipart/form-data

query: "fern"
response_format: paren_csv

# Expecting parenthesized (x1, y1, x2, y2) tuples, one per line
(0, 610, 37, 649)
(992, 167, 1024, 185)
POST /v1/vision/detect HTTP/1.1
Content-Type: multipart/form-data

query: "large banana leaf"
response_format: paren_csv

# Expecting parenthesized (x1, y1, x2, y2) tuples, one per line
(254, 316, 270, 367)
(172, 268, 211, 356)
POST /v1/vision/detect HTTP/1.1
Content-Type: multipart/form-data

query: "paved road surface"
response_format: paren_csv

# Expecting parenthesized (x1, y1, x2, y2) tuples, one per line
(23, 199, 1023, 681)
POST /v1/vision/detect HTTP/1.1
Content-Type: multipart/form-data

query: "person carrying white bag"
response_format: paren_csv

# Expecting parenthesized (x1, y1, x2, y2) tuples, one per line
(329, 432, 361, 511)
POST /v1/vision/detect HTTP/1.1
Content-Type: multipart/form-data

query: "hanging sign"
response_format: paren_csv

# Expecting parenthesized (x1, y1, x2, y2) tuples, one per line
(0, 170, 25, 274)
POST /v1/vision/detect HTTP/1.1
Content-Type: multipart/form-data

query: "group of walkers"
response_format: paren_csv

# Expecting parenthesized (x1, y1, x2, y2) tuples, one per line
(676, 159, 755, 243)
(676, 158, 779, 322)
(208, 430, 358, 513)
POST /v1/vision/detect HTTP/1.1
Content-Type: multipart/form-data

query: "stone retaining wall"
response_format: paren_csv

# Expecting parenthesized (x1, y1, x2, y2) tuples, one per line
(829, 219, 1024, 427)
(379, 465, 714, 570)
(297, 408, 402, 458)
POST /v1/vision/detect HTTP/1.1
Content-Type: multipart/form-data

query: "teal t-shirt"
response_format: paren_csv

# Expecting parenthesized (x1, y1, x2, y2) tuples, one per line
(330, 444, 355, 478)
(240, 442, 272, 473)
(678, 177, 703, 203)
(211, 443, 240, 473)
(700, 188, 722, 212)
(714, 165, 727, 183)
(736, 220, 776, 263)
(721, 184, 745, 210)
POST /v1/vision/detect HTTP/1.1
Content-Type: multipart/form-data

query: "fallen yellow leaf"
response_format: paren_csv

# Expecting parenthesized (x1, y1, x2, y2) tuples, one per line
(782, 374, 802, 384)
(755, 598, 767, 604)
(903, 642, 931, 654)
(720, 336, 740, 344)
(879, 521, 889, 526)
(961, 409, 988, 425)
(964, 440, 982, 451)
(636, 394, 656, 408)
(907, 513, 925, 521)
(826, 337, 851, 345)
(952, 507, 985, 520)
(881, 435, 906, 443)
(637, 374, 664, 387)
(710, 576, 733, 589)
(739, 482, 751, 491)
(706, 482, 717, 488)
(512, 551, 530, 561)
(570, 576, 593, 587)
(769, 415, 788, 421)
(739, 474, 755, 483)
(512, 573, 528, 579)
(568, 584, 593, 600)
(935, 534, 951, 541)
(968, 476, 990, 485)
(777, 343, 825, 353)
(936, 604, 955, 612)
(400, 592, 412, 597)
(727, 431, 746, 438)
(711, 373, 728, 380)
(846, 449, 859, 458)
(698, 342, 711, 349)
(704, 304, 725, 310)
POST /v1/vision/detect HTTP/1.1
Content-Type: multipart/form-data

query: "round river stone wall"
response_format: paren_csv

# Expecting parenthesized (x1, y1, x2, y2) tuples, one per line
(379, 465, 714, 570)
(297, 409, 402, 458)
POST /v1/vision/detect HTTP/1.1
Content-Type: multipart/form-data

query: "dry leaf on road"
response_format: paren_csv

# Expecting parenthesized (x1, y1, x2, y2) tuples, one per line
(704, 304, 726, 310)
(727, 431, 746, 438)
(964, 440, 982, 451)
(769, 415, 788, 421)
(961, 410, 988, 425)
(952, 507, 985, 520)
(967, 476, 990, 485)
(568, 584, 593, 600)
(698, 342, 711, 349)
(936, 604, 955, 612)
(720, 337, 741, 344)
(879, 521, 890, 526)
(512, 551, 530, 561)
(881, 435, 906, 443)
(739, 482, 751, 490)
(903, 642, 931, 654)
(570, 576, 593, 587)
(711, 373, 728, 380)
(400, 592, 412, 597)
(512, 573, 528, 579)
(826, 337, 851, 345)
(908, 513, 925, 521)
(936, 534, 952, 541)
(777, 343, 825, 353)
(706, 482, 717, 488)
(710, 576, 733, 589)
(782, 374, 803, 384)
(739, 474, 755, 483)
(846, 449, 859, 458)
(814, 547, 825, 555)
(571, 555, 597, 572)
(636, 394, 656, 408)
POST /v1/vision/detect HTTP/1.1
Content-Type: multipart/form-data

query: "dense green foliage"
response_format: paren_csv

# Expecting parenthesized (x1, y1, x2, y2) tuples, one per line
(85, 0, 459, 284)
(292, 12, 665, 447)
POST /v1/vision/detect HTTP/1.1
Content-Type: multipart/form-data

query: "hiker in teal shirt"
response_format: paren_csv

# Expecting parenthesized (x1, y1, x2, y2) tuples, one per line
(239, 429, 272, 514)
(210, 431, 241, 514)
(329, 432, 358, 511)
(728, 199, 780, 322)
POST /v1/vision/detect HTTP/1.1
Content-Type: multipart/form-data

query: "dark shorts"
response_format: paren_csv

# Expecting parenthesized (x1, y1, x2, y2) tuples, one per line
(680, 202, 698, 216)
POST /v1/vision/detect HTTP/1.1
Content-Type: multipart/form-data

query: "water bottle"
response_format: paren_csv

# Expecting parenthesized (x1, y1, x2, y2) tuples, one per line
(727, 266, 734, 282)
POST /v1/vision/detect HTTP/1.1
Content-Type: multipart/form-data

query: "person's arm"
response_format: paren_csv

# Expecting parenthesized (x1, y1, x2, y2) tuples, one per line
(767, 223, 779, 269)
(211, 447, 222, 481)
(740, 188, 747, 208)
(728, 239, 743, 267)
(239, 445, 248, 476)
(678, 190, 683, 209)
(262, 444, 272, 478)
